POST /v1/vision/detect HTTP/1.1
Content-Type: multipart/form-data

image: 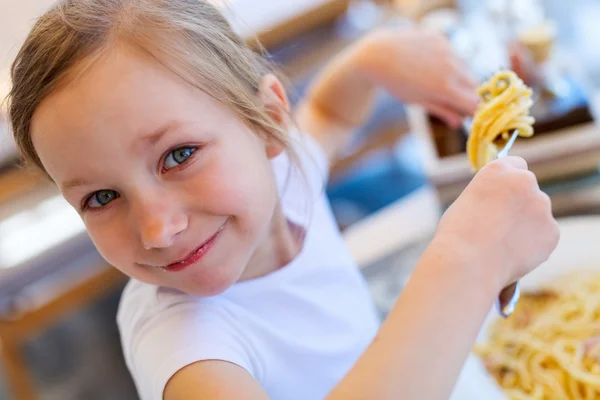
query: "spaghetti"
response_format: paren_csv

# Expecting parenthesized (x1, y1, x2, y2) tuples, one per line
(475, 273, 600, 399)
(467, 70, 535, 171)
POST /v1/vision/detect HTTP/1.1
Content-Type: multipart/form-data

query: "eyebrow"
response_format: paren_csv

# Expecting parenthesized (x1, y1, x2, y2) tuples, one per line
(138, 120, 182, 147)
(61, 177, 91, 191)
(61, 121, 183, 191)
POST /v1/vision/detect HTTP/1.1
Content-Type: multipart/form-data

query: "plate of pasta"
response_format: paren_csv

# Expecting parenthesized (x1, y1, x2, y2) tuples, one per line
(451, 216, 600, 400)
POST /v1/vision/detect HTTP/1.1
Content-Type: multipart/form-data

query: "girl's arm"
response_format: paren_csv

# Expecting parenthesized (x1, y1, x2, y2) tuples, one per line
(295, 26, 480, 161)
(165, 157, 559, 400)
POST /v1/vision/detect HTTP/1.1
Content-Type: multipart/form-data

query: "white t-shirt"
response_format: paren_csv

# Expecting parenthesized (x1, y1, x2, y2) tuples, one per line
(117, 134, 380, 400)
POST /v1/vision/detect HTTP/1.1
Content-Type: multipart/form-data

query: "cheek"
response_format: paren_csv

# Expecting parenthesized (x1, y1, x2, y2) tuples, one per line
(87, 221, 167, 285)
(84, 218, 136, 272)
(184, 149, 278, 231)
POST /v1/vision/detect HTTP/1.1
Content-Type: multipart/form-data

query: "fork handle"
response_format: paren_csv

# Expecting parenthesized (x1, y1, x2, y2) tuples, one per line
(494, 130, 522, 318)
(496, 281, 520, 318)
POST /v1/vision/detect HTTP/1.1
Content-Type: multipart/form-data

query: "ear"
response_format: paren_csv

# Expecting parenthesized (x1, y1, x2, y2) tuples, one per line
(258, 74, 290, 159)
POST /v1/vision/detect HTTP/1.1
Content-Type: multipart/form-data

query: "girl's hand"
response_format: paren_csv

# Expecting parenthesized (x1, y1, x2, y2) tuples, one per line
(434, 157, 560, 291)
(325, 157, 557, 400)
(358, 27, 479, 128)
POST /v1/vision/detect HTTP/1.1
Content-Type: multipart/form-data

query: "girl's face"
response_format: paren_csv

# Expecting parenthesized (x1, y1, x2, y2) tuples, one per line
(31, 45, 287, 297)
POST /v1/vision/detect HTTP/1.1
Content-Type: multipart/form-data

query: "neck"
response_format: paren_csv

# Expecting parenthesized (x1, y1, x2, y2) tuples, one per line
(239, 202, 304, 282)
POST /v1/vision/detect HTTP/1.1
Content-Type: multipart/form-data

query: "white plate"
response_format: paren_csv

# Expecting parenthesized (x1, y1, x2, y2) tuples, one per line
(450, 216, 600, 400)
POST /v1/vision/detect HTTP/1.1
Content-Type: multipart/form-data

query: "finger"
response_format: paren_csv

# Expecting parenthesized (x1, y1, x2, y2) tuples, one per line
(538, 191, 553, 218)
(446, 80, 480, 116)
(426, 76, 479, 117)
(422, 101, 463, 129)
(495, 156, 529, 171)
(508, 41, 536, 85)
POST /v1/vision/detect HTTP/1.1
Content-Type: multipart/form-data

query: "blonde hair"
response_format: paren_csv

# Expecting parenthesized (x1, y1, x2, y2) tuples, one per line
(7, 0, 296, 173)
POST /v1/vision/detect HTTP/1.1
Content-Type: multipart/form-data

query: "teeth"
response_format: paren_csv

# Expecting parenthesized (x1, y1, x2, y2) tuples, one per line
(157, 221, 226, 271)
(163, 253, 195, 270)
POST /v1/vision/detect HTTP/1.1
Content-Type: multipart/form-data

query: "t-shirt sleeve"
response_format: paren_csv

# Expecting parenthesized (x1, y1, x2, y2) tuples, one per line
(117, 283, 257, 400)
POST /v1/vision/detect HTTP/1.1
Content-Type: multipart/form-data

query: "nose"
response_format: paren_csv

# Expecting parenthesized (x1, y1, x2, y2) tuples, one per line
(132, 194, 188, 250)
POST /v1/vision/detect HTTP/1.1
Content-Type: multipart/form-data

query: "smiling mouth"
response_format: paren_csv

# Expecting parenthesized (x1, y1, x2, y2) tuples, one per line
(159, 222, 226, 273)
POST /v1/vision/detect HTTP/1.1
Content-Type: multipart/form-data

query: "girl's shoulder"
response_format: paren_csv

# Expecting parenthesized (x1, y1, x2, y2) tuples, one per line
(117, 279, 259, 400)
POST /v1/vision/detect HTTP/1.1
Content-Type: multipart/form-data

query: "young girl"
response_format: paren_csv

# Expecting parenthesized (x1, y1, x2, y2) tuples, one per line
(8, 1, 558, 399)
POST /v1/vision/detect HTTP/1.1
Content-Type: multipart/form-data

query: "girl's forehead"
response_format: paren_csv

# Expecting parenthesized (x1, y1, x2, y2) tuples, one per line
(30, 47, 239, 182)
(34, 46, 228, 139)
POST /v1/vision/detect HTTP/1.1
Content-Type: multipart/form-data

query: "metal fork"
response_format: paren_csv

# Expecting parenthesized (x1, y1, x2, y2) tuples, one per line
(495, 129, 521, 318)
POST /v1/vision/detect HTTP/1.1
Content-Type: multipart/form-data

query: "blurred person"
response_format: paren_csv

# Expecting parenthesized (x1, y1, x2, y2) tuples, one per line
(7, 1, 558, 399)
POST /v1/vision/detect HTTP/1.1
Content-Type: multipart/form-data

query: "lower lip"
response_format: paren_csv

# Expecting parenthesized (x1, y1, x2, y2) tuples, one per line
(164, 224, 225, 273)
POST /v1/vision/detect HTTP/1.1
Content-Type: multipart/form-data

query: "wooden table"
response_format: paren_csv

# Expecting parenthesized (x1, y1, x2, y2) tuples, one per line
(0, 264, 127, 400)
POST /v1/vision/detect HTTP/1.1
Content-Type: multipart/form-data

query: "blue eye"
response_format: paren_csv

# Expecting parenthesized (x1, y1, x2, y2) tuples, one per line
(163, 147, 196, 171)
(86, 190, 119, 209)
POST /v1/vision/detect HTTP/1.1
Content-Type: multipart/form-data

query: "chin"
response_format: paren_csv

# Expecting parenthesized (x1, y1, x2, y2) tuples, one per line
(177, 262, 245, 297)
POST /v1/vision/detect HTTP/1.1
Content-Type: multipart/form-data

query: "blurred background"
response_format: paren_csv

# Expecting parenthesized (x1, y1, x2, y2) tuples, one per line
(2, 0, 600, 398)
